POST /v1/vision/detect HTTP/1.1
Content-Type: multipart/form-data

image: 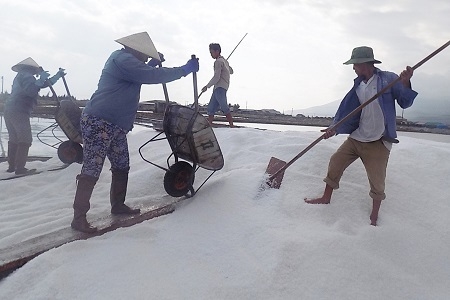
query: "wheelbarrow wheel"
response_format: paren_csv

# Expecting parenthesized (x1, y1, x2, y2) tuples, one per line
(57, 141, 83, 164)
(164, 161, 195, 197)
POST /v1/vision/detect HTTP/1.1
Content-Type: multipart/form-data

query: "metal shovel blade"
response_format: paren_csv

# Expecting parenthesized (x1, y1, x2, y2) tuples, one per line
(264, 157, 287, 189)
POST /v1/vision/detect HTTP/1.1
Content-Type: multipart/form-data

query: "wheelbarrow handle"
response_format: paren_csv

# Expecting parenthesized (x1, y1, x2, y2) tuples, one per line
(158, 63, 170, 103)
(191, 54, 199, 113)
(60, 73, 72, 98)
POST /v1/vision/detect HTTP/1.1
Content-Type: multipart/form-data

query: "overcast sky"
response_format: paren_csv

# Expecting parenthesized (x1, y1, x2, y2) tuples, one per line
(1, 0, 449, 113)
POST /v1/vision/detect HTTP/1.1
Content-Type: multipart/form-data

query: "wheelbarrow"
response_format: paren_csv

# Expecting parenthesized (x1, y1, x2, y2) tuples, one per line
(139, 55, 224, 197)
(36, 73, 83, 164)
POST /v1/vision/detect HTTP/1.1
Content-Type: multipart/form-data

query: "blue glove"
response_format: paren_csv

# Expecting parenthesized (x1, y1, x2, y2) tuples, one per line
(35, 70, 50, 87)
(147, 52, 165, 67)
(181, 57, 199, 75)
(57, 68, 67, 77)
(48, 68, 67, 85)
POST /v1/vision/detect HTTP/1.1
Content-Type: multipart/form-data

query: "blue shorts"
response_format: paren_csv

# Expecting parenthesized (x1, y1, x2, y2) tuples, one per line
(80, 113, 130, 178)
(207, 87, 230, 115)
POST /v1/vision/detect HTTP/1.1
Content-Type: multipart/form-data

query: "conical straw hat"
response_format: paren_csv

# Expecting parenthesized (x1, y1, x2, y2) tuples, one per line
(12, 57, 41, 72)
(115, 32, 160, 60)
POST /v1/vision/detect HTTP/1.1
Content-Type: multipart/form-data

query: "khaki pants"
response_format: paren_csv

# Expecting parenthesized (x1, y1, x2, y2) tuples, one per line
(324, 137, 390, 201)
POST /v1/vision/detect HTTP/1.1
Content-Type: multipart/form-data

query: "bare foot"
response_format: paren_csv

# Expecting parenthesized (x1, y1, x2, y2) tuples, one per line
(370, 199, 381, 226)
(304, 185, 333, 204)
(304, 196, 330, 204)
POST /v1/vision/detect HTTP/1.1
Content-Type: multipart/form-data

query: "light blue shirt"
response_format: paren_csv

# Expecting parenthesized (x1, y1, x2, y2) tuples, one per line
(84, 49, 187, 131)
(5, 70, 41, 115)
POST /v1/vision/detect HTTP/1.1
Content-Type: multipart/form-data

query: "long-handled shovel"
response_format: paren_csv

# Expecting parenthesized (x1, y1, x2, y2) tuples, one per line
(265, 40, 450, 189)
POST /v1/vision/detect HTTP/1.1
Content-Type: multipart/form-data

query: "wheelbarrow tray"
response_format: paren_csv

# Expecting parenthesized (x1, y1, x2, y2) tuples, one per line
(163, 104, 224, 171)
(55, 99, 83, 144)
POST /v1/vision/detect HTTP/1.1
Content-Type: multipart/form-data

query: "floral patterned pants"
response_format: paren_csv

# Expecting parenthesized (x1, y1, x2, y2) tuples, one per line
(80, 113, 129, 178)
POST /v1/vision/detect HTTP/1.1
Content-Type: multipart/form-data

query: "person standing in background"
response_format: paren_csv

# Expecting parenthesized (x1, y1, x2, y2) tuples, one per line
(201, 43, 234, 127)
(71, 32, 199, 233)
(4, 57, 65, 175)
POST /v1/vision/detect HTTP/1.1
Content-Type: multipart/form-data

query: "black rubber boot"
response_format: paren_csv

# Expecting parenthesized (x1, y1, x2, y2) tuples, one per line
(14, 143, 36, 175)
(110, 168, 140, 215)
(6, 142, 18, 173)
(71, 174, 98, 233)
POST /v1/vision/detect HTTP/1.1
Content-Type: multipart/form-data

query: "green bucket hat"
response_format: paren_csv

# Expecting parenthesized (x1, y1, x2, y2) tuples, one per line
(343, 46, 381, 65)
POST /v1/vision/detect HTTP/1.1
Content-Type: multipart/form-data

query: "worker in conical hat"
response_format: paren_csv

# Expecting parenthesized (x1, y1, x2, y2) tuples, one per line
(71, 31, 200, 233)
(4, 57, 66, 175)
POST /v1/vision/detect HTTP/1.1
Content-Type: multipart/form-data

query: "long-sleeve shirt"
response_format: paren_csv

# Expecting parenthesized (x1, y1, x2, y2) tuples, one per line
(5, 71, 41, 115)
(206, 56, 233, 90)
(83, 49, 187, 131)
(332, 68, 418, 141)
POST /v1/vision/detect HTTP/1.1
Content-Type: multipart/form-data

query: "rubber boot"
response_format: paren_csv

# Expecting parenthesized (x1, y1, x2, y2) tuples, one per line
(14, 143, 36, 175)
(208, 115, 214, 125)
(225, 113, 234, 127)
(71, 174, 98, 233)
(110, 168, 140, 215)
(6, 142, 18, 173)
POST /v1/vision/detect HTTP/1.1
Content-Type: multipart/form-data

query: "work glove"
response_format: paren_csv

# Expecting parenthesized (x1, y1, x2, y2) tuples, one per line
(147, 52, 165, 67)
(181, 57, 199, 76)
(35, 70, 50, 87)
(57, 68, 67, 77)
(48, 68, 67, 85)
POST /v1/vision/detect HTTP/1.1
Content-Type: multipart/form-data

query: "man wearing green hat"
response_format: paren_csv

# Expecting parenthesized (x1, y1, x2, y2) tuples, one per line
(304, 46, 417, 226)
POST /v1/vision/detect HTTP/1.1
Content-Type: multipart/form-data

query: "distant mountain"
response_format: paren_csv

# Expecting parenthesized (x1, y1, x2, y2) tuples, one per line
(292, 100, 340, 118)
(402, 97, 450, 124)
(293, 97, 450, 124)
